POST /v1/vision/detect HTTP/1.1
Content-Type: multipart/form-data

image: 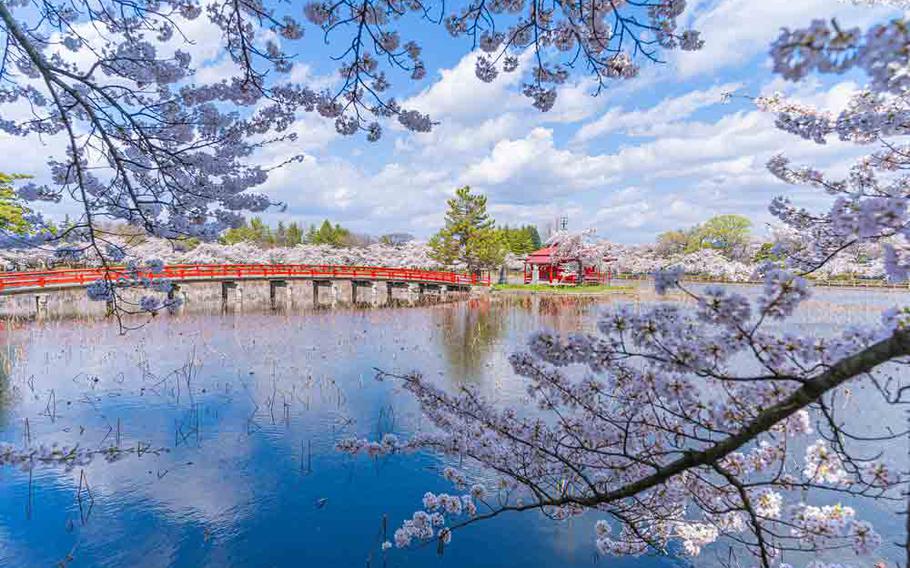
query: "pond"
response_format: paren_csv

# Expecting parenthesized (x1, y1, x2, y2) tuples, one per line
(0, 284, 908, 567)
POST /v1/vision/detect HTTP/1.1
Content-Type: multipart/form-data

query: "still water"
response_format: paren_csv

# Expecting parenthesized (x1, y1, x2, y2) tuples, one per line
(0, 286, 907, 567)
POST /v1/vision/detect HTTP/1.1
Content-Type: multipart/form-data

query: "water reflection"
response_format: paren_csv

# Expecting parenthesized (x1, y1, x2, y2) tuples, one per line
(0, 347, 16, 424)
(0, 287, 907, 567)
(434, 299, 509, 381)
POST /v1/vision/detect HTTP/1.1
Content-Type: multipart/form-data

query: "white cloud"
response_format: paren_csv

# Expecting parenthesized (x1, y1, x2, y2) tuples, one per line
(396, 113, 525, 159)
(255, 153, 460, 234)
(404, 51, 527, 120)
(403, 44, 662, 126)
(573, 82, 741, 143)
(461, 127, 616, 199)
(250, 70, 871, 244)
(673, 0, 900, 78)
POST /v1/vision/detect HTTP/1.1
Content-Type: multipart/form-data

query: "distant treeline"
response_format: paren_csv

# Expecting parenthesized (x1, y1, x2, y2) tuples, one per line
(220, 215, 543, 254)
(220, 218, 396, 248)
(497, 224, 543, 255)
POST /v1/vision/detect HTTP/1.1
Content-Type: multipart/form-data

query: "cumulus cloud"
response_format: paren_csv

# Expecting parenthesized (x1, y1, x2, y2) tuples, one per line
(256, 153, 460, 234)
(395, 50, 616, 163)
(404, 51, 527, 120)
(672, 0, 900, 78)
(573, 82, 742, 143)
(10, 0, 894, 245)
(253, 58, 869, 242)
(462, 128, 615, 198)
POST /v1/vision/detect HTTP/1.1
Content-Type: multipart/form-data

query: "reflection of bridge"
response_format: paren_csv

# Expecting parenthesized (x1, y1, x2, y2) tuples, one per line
(0, 264, 489, 316)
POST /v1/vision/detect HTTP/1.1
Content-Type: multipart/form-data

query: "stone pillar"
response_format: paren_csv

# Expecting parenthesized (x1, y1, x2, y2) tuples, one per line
(351, 281, 372, 305)
(407, 283, 422, 304)
(221, 281, 240, 311)
(423, 284, 442, 302)
(35, 294, 49, 319)
(334, 279, 354, 305)
(314, 281, 333, 307)
(184, 282, 222, 305)
(270, 280, 288, 310)
(387, 283, 404, 304)
(372, 281, 391, 306)
(288, 280, 315, 310)
(531, 265, 539, 284)
(238, 281, 270, 309)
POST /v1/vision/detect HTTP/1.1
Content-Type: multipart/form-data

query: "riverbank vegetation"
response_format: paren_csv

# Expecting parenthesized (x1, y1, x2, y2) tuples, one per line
(0, 173, 35, 236)
(0, 218, 893, 286)
(492, 283, 634, 294)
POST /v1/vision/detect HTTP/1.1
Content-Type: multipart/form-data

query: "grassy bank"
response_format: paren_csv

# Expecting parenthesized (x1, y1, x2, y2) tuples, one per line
(492, 283, 635, 294)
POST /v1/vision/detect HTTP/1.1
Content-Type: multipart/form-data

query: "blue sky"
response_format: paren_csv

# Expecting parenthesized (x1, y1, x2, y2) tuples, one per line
(1, 0, 903, 243)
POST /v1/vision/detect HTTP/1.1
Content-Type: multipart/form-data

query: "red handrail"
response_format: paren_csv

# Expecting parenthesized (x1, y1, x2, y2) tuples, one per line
(0, 264, 490, 293)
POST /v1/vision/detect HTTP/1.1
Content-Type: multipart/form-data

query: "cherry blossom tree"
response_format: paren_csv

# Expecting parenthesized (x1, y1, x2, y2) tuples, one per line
(124, 236, 444, 268)
(612, 244, 757, 281)
(8, 0, 910, 565)
(337, 5, 910, 567)
(541, 228, 614, 284)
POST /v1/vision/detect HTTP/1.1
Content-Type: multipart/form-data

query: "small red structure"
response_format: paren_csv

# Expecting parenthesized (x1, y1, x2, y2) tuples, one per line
(522, 246, 613, 285)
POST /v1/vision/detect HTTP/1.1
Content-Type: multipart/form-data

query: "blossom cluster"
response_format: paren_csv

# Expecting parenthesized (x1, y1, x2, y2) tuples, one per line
(392, 486, 479, 548)
(0, 441, 150, 472)
(790, 504, 882, 555)
(360, 260, 904, 563)
(0, 237, 534, 273)
(335, 433, 403, 457)
(338, 3, 910, 566)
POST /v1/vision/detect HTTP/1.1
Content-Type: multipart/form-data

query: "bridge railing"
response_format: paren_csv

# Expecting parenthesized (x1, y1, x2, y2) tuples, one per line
(0, 264, 490, 293)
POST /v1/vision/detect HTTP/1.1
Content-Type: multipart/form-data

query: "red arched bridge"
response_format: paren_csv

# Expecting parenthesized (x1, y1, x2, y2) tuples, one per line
(0, 265, 489, 316)
(0, 264, 489, 295)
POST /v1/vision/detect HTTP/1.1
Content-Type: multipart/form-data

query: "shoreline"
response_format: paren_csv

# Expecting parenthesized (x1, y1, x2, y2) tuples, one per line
(491, 284, 637, 297)
(492, 278, 910, 296)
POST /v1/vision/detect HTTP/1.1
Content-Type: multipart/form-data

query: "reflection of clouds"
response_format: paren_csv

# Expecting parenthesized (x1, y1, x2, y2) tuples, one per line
(5, 310, 472, 531)
(0, 524, 24, 565)
(70, 426, 260, 526)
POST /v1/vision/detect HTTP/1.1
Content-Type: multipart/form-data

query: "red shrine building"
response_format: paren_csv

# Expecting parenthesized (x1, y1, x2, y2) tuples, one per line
(522, 246, 614, 285)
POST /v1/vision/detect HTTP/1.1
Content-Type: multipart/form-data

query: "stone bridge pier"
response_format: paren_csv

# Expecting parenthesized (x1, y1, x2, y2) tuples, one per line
(221, 281, 241, 311)
(269, 280, 288, 310)
(408, 283, 423, 303)
(371, 281, 391, 306)
(313, 280, 334, 307)
(333, 280, 354, 305)
(286, 280, 315, 310)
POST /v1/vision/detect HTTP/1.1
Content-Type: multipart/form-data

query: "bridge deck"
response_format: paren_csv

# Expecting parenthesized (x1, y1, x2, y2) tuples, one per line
(0, 264, 488, 295)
